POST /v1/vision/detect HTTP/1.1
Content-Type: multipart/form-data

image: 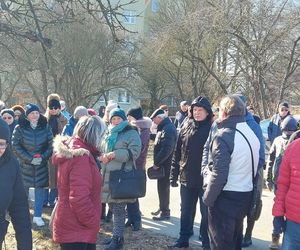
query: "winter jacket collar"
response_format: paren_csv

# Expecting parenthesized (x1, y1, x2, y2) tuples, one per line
(18, 114, 48, 129)
(53, 136, 99, 164)
(217, 115, 245, 129)
(157, 117, 172, 131)
(134, 117, 152, 129)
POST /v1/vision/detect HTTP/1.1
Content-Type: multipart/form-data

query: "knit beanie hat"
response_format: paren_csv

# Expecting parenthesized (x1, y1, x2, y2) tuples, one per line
(47, 93, 60, 106)
(48, 99, 61, 110)
(0, 117, 10, 141)
(73, 106, 88, 119)
(1, 109, 15, 118)
(127, 107, 143, 120)
(106, 100, 118, 113)
(279, 102, 289, 109)
(25, 103, 40, 116)
(87, 108, 97, 116)
(191, 96, 212, 115)
(109, 108, 127, 121)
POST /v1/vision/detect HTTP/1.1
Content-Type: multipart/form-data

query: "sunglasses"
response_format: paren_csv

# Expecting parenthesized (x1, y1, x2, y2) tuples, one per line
(50, 107, 59, 110)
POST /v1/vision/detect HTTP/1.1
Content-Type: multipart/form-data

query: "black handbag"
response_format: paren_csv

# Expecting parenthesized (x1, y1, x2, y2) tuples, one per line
(109, 150, 146, 199)
(147, 166, 165, 179)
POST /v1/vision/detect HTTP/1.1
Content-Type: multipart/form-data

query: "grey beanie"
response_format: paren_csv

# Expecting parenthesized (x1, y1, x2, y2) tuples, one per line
(73, 106, 88, 119)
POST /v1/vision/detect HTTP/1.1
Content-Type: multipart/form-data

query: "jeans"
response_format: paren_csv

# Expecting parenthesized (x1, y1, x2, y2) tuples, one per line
(282, 220, 300, 250)
(127, 199, 141, 224)
(60, 242, 96, 250)
(33, 188, 45, 217)
(44, 188, 58, 206)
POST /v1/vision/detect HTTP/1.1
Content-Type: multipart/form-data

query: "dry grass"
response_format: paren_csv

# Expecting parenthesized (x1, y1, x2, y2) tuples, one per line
(4, 143, 200, 249)
(5, 207, 199, 250)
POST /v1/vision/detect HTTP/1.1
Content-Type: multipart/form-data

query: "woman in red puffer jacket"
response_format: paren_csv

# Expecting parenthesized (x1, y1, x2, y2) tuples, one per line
(272, 138, 300, 250)
(52, 116, 106, 250)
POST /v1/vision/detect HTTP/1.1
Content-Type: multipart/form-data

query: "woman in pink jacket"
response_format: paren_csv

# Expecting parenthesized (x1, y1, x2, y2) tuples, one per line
(272, 138, 300, 249)
(52, 116, 106, 250)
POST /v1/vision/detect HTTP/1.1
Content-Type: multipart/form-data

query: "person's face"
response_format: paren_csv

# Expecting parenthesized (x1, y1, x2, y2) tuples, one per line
(111, 116, 123, 126)
(152, 116, 161, 125)
(218, 108, 227, 122)
(27, 111, 40, 123)
(14, 110, 22, 121)
(2, 113, 14, 125)
(0, 138, 8, 157)
(181, 104, 188, 112)
(49, 107, 60, 116)
(278, 106, 289, 117)
(127, 115, 136, 124)
(193, 106, 208, 121)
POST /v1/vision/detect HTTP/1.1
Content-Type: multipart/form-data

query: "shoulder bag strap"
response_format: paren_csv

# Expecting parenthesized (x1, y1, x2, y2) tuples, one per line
(231, 128, 255, 186)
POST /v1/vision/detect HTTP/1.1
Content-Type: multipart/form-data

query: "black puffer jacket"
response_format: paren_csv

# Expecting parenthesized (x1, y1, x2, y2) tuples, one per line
(153, 118, 177, 168)
(170, 96, 212, 188)
(0, 148, 32, 250)
(12, 115, 53, 188)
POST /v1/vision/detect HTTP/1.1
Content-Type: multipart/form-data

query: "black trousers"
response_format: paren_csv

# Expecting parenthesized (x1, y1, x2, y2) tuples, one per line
(208, 191, 252, 250)
(60, 242, 96, 250)
(157, 165, 171, 214)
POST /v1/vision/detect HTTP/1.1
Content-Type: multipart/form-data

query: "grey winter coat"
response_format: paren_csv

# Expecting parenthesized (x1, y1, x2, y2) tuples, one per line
(101, 125, 141, 204)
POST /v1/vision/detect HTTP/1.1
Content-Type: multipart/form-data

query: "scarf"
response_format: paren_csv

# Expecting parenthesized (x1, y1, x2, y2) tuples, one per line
(105, 121, 129, 152)
(49, 115, 59, 136)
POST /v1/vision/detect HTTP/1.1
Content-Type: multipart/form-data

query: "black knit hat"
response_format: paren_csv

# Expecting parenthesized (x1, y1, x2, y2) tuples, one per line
(1, 108, 15, 118)
(48, 99, 61, 110)
(25, 103, 40, 116)
(0, 117, 10, 141)
(127, 107, 143, 120)
(279, 102, 289, 109)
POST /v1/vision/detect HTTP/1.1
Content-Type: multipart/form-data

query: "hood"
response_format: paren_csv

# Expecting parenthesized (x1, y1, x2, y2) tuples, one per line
(190, 96, 213, 120)
(134, 117, 152, 129)
(52, 135, 91, 165)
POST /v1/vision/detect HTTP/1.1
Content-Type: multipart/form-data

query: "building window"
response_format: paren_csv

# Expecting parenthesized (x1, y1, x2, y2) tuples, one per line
(152, 0, 159, 12)
(99, 91, 110, 102)
(162, 96, 176, 107)
(123, 10, 136, 24)
(118, 90, 131, 103)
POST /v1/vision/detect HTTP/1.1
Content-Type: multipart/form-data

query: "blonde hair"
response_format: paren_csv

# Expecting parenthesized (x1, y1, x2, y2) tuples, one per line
(219, 95, 245, 117)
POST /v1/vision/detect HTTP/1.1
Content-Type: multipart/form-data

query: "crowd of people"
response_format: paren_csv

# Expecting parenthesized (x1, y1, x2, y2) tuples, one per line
(0, 93, 300, 250)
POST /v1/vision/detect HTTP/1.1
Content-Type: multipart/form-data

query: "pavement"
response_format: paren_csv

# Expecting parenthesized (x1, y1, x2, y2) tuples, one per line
(140, 178, 276, 249)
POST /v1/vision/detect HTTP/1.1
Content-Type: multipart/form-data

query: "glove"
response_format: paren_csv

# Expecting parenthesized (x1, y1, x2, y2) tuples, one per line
(170, 180, 178, 187)
(273, 216, 286, 233)
(31, 157, 42, 165)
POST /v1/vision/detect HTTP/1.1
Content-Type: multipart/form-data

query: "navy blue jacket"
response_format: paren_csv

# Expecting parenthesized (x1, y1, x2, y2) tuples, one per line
(153, 118, 177, 168)
(0, 148, 32, 250)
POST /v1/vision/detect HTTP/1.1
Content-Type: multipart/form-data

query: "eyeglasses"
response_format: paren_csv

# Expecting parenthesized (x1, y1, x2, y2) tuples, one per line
(0, 143, 8, 149)
(2, 116, 12, 120)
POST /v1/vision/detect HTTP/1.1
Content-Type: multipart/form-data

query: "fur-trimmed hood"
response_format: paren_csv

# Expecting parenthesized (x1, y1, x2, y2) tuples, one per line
(134, 117, 152, 129)
(53, 135, 90, 159)
(18, 114, 48, 129)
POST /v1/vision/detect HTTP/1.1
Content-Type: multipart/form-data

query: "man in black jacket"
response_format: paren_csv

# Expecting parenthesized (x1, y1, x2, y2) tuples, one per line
(0, 118, 32, 249)
(169, 96, 212, 249)
(150, 109, 177, 221)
